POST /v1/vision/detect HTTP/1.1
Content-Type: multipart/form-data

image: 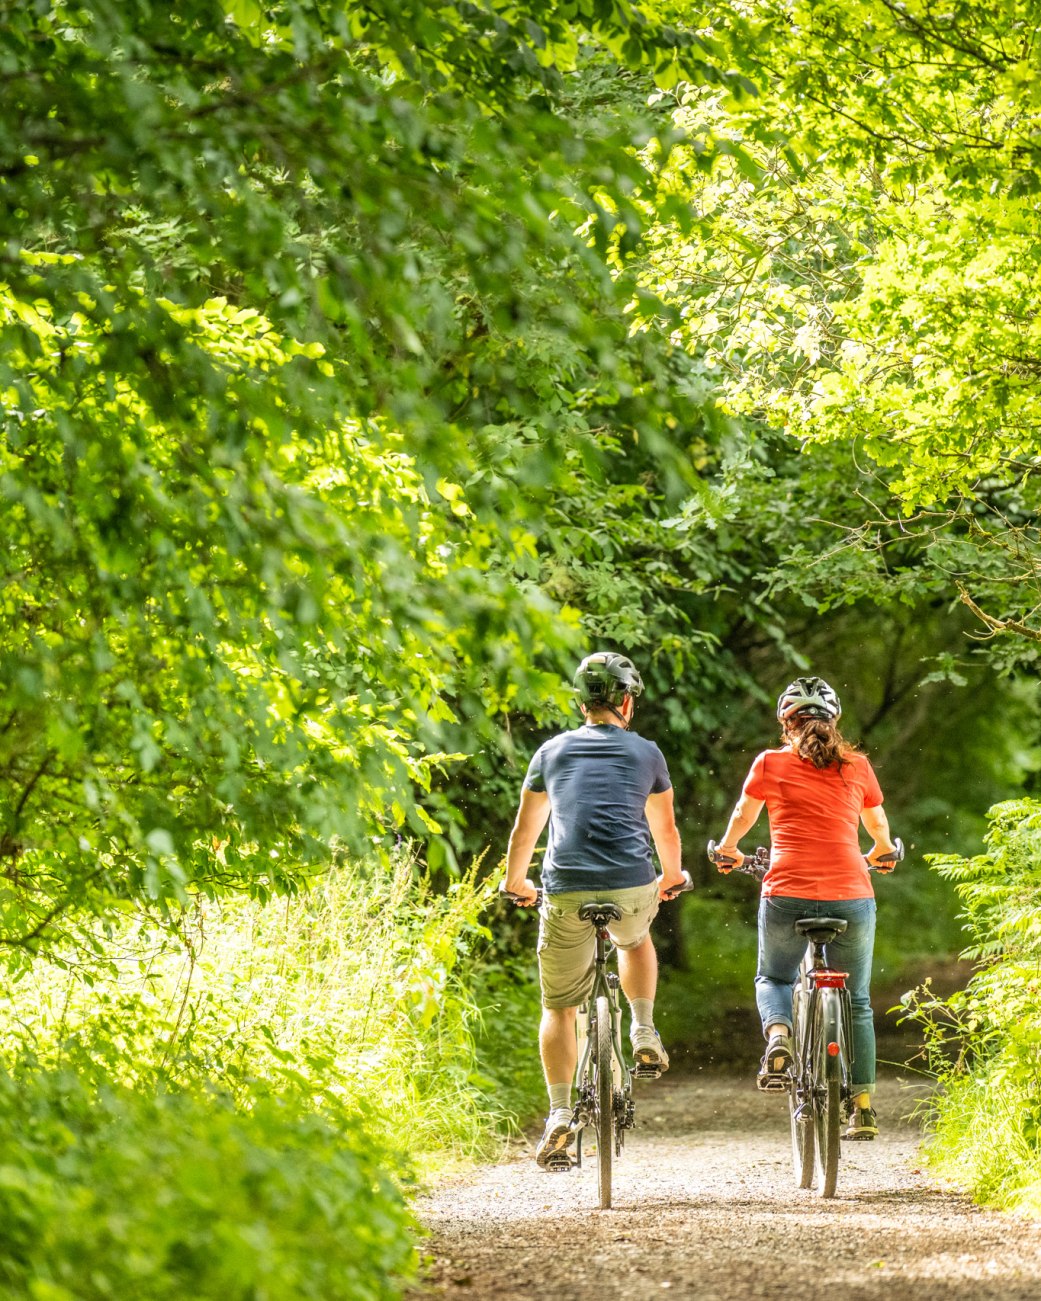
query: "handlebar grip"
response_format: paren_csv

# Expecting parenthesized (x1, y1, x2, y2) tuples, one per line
(706, 839, 736, 873)
(662, 870, 694, 899)
(498, 881, 542, 907)
(871, 836, 905, 873)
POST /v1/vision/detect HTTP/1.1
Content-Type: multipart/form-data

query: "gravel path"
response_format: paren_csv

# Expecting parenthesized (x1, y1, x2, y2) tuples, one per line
(412, 1069, 1041, 1300)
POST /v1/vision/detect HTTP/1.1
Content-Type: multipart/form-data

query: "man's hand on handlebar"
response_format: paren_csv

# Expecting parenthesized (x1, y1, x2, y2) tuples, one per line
(659, 870, 694, 902)
(500, 879, 540, 907)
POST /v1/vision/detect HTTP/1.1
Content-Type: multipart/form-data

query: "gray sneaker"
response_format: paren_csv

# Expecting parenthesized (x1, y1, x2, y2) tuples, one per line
(630, 1025, 669, 1072)
(535, 1108, 575, 1168)
(843, 1106, 879, 1141)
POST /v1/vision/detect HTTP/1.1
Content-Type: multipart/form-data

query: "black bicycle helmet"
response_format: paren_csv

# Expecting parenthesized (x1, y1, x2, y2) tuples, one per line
(776, 675, 841, 722)
(574, 652, 644, 707)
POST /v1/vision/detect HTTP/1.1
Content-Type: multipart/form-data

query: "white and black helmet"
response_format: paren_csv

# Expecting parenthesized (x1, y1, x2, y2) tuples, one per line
(776, 675, 841, 722)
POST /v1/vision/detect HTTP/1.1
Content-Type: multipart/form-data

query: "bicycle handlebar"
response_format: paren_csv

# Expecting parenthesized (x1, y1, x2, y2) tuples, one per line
(706, 837, 905, 878)
(500, 883, 543, 908)
(870, 837, 905, 873)
(707, 840, 769, 876)
(661, 869, 695, 901)
(499, 869, 694, 910)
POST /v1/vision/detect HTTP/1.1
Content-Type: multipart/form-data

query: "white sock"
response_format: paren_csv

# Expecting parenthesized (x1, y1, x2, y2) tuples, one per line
(548, 1083, 572, 1113)
(630, 998, 654, 1028)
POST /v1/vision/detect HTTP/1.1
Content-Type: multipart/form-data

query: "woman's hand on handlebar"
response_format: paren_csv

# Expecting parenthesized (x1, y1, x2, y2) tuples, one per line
(867, 837, 905, 873)
(707, 840, 745, 873)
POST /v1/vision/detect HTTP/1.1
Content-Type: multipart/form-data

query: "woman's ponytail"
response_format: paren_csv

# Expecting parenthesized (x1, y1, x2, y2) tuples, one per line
(784, 714, 859, 770)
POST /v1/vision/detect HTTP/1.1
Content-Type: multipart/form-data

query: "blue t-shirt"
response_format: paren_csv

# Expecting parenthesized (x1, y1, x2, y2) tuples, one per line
(523, 724, 672, 894)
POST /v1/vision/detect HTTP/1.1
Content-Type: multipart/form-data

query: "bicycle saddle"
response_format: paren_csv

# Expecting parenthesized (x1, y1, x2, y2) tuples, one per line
(795, 917, 848, 945)
(578, 901, 623, 925)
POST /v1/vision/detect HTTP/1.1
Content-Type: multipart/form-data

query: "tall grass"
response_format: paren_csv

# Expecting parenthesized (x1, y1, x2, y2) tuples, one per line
(903, 799, 1041, 1214)
(0, 851, 534, 1163)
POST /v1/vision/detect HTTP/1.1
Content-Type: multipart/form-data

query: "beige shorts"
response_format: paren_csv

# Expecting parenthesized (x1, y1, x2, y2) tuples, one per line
(537, 881, 660, 1010)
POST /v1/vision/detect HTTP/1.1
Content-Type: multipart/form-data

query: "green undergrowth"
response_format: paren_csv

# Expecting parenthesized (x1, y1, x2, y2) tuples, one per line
(471, 956, 545, 1129)
(0, 853, 541, 1298)
(0, 1066, 413, 1301)
(654, 894, 759, 1065)
(901, 799, 1041, 1214)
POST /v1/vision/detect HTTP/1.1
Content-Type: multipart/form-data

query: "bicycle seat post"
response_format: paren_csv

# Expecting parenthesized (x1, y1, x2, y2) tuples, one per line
(594, 923, 608, 970)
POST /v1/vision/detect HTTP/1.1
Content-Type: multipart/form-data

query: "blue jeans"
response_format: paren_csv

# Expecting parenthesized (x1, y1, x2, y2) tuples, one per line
(756, 896, 877, 1092)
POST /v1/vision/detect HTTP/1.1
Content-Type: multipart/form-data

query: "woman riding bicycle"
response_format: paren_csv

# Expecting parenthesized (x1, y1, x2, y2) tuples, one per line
(713, 676, 896, 1141)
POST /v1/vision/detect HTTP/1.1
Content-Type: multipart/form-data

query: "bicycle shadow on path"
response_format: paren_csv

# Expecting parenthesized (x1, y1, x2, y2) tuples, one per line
(411, 1070, 1041, 1301)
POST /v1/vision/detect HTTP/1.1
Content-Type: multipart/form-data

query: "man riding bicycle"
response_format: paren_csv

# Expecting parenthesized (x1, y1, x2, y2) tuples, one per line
(504, 651, 686, 1168)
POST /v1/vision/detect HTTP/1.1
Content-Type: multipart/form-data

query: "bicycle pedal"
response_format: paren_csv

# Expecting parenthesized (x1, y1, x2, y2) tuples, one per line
(632, 1064, 662, 1080)
(543, 1152, 573, 1172)
(756, 1072, 790, 1093)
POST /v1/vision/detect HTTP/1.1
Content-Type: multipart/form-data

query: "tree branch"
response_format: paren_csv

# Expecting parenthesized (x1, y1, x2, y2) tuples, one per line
(958, 586, 1041, 643)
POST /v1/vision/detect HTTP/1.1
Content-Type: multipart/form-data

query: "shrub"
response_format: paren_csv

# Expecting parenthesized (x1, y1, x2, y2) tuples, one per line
(470, 958, 545, 1129)
(0, 1067, 416, 1300)
(0, 852, 537, 1295)
(903, 798, 1041, 1212)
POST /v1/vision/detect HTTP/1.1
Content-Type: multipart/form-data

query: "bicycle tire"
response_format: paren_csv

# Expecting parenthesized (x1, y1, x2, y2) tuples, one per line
(789, 985, 814, 1189)
(813, 988, 843, 1199)
(594, 994, 613, 1209)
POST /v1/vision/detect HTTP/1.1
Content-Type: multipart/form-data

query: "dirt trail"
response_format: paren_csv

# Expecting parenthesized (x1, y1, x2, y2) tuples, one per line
(412, 1070, 1041, 1300)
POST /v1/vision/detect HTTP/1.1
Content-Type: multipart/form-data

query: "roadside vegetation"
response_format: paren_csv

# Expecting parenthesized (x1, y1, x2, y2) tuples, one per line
(0, 857, 544, 1297)
(903, 800, 1041, 1214)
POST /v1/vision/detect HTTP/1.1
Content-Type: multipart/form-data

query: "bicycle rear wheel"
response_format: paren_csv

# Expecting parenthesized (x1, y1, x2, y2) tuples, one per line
(594, 994, 613, 1209)
(813, 988, 843, 1199)
(789, 985, 814, 1189)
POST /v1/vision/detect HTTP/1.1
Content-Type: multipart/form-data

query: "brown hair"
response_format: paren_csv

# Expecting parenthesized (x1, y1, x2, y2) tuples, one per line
(783, 713, 860, 771)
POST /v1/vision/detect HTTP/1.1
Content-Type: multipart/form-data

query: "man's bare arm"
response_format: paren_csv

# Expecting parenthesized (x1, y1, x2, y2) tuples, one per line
(645, 788, 684, 899)
(504, 788, 551, 902)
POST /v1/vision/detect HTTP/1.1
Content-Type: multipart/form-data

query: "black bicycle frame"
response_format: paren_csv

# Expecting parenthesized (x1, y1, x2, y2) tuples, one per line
(575, 922, 631, 1120)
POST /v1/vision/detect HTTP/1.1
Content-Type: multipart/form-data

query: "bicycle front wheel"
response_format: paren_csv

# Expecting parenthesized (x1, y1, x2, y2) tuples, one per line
(813, 988, 843, 1199)
(789, 985, 814, 1189)
(594, 994, 614, 1210)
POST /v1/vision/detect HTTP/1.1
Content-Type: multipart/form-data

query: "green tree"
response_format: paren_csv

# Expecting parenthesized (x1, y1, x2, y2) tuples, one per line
(0, 0, 752, 937)
(637, 1, 1041, 650)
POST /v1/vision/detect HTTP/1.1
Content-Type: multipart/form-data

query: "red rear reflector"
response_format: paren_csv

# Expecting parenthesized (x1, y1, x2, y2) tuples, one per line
(827, 1042, 840, 1057)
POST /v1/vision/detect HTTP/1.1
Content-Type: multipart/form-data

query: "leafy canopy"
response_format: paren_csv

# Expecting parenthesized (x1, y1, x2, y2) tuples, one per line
(0, 0, 747, 932)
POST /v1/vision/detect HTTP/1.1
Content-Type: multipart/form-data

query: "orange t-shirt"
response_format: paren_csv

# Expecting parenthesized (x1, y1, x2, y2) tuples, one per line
(742, 747, 884, 900)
